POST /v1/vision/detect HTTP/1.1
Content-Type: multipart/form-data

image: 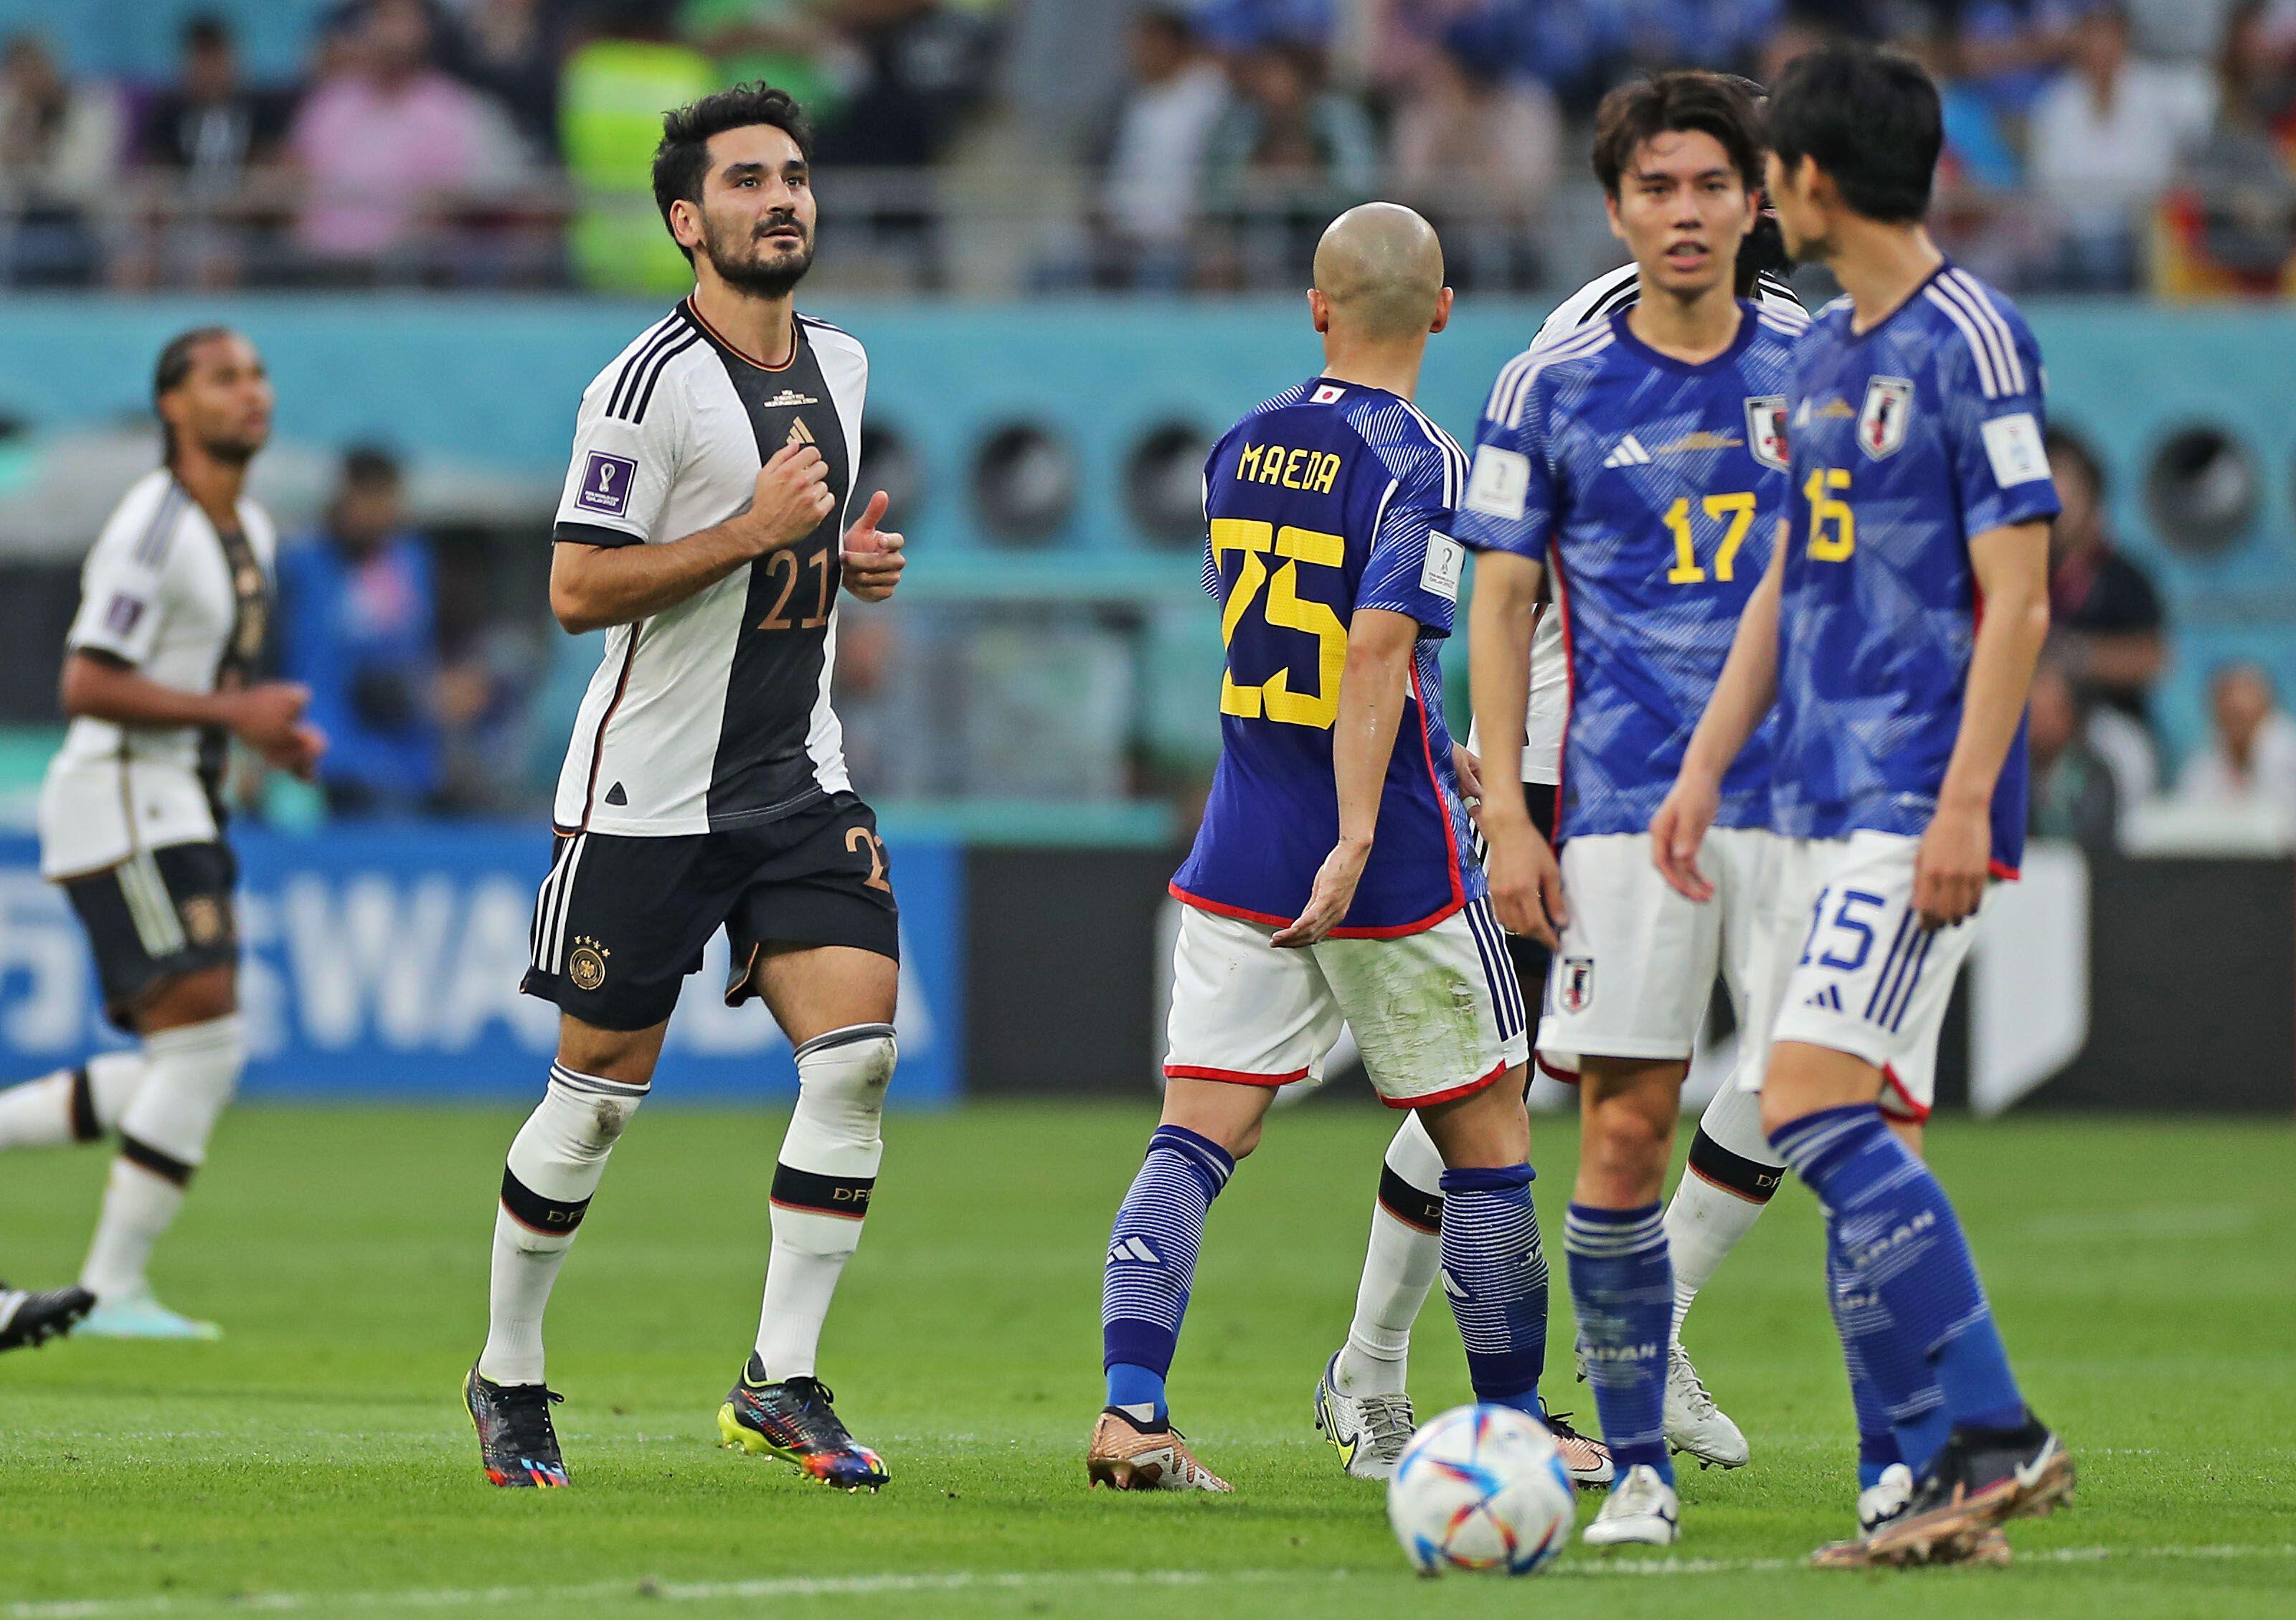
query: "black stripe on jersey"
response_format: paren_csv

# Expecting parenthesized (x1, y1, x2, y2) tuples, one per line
(628, 331, 702, 423)
(552, 520, 643, 548)
(605, 316, 681, 420)
(796, 314, 854, 339)
(1590, 274, 1641, 320)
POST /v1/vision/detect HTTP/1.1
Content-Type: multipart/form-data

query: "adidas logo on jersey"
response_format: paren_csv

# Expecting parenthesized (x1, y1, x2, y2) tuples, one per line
(1602, 433, 1653, 468)
(1108, 1237, 1160, 1265)
(1805, 984, 1844, 1011)
(785, 418, 816, 448)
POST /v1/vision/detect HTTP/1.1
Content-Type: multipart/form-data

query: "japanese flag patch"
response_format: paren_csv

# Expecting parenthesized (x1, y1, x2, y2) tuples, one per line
(1980, 412, 2050, 487)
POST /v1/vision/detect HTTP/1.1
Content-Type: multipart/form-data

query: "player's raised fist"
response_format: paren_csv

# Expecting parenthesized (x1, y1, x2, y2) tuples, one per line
(227, 682, 326, 779)
(841, 489, 905, 603)
(742, 443, 837, 552)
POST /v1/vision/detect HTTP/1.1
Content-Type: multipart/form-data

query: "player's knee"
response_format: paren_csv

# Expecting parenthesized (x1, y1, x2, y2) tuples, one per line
(542, 1068, 646, 1163)
(793, 1024, 897, 1148)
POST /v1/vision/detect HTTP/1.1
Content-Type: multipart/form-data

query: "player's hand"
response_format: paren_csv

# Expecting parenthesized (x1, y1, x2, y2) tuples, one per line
(1273, 837, 1369, 948)
(741, 442, 837, 552)
(1483, 811, 1566, 948)
(1451, 743, 1485, 821)
(841, 490, 906, 603)
(225, 683, 323, 781)
(1650, 770, 1721, 902)
(1913, 797, 1990, 929)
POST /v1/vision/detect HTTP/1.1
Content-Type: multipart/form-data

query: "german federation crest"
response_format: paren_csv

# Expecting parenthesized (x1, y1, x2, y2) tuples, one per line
(1858, 376, 1914, 460)
(1745, 395, 1789, 471)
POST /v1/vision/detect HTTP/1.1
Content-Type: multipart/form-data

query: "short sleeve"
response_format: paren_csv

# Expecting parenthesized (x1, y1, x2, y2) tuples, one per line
(552, 368, 682, 547)
(1942, 311, 2061, 539)
(1452, 372, 1557, 562)
(1356, 444, 1464, 636)
(65, 490, 179, 667)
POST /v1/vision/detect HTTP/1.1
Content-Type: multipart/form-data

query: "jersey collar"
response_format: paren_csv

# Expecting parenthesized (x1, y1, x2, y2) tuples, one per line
(679, 296, 803, 372)
(1604, 298, 1757, 375)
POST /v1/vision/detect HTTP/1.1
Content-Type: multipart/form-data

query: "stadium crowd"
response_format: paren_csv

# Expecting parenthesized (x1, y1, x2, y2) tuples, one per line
(0, 0, 2294, 295)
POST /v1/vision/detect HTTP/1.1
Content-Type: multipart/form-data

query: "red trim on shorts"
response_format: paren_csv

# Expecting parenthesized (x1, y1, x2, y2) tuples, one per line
(1382, 1057, 1510, 1111)
(1166, 883, 1462, 940)
(1535, 1052, 1581, 1085)
(1163, 1062, 1310, 1087)
(1880, 1063, 1932, 1123)
(1988, 859, 2019, 881)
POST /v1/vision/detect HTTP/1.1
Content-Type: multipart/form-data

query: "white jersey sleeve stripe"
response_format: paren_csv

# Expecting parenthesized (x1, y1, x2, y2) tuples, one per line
(1922, 286, 2004, 399)
(1496, 325, 1615, 428)
(1943, 270, 2026, 393)
(1932, 274, 2015, 395)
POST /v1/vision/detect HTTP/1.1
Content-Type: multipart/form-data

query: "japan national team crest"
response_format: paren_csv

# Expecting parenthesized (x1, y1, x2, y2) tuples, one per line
(1557, 956, 1595, 1014)
(1858, 377, 1915, 461)
(1744, 395, 1789, 471)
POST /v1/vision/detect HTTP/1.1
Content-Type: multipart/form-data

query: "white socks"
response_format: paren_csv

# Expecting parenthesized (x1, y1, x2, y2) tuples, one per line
(0, 1051, 147, 1150)
(1336, 1109, 1447, 1397)
(1663, 1080, 1782, 1343)
(478, 1064, 648, 1387)
(80, 1017, 244, 1301)
(754, 1024, 895, 1381)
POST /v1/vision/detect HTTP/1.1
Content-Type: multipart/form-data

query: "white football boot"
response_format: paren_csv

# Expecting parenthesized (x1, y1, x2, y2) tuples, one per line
(1858, 1462, 1916, 1532)
(1664, 1344, 1749, 1469)
(74, 1289, 221, 1340)
(1313, 1352, 1414, 1480)
(1581, 1463, 1681, 1547)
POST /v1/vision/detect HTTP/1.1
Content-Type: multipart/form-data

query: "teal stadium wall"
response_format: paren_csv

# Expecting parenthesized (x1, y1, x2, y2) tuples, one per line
(0, 296, 2290, 765)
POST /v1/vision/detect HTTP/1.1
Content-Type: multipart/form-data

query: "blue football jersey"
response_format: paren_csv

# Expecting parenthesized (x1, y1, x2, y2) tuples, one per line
(1772, 263, 2062, 875)
(1171, 377, 1481, 936)
(1454, 302, 1805, 840)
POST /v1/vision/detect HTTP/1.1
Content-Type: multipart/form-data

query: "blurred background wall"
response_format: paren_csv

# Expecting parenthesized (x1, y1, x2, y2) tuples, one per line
(1, 0, 2292, 1108)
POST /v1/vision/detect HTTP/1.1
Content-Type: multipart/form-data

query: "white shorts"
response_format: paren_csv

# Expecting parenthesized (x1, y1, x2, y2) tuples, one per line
(1734, 830, 1980, 1122)
(1164, 899, 1530, 1109)
(1536, 827, 1775, 1066)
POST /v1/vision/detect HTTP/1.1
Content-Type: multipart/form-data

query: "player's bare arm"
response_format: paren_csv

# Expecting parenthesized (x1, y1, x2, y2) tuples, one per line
(60, 651, 323, 780)
(839, 489, 906, 603)
(1273, 606, 1417, 948)
(1913, 518, 2050, 929)
(548, 441, 834, 633)
(1468, 548, 1564, 946)
(1651, 522, 1786, 900)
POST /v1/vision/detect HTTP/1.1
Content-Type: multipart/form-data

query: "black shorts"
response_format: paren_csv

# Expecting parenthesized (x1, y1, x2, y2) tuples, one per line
(60, 840, 240, 1030)
(1478, 781, 1559, 1003)
(521, 792, 899, 1032)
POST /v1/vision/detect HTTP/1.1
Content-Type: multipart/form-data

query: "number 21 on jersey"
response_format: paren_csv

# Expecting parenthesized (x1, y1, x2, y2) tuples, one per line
(1212, 517, 1346, 730)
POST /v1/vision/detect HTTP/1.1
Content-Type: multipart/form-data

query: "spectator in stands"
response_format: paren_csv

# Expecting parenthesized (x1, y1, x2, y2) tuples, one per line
(129, 14, 290, 288)
(1192, 0, 1338, 53)
(557, 3, 714, 295)
(1204, 38, 1377, 284)
(679, 0, 845, 125)
(2176, 662, 2296, 825)
(278, 447, 446, 817)
(2028, 657, 2122, 849)
(1886, 10, 2033, 283)
(2027, 1, 2212, 289)
(1091, 6, 1231, 289)
(1388, 14, 1558, 291)
(2047, 424, 2163, 804)
(0, 32, 124, 287)
(813, 1, 995, 169)
(442, 0, 573, 164)
(287, 0, 490, 280)
(2156, 0, 2296, 296)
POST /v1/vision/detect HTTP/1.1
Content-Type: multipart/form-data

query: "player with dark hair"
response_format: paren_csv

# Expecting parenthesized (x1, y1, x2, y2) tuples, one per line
(1653, 43, 2075, 1567)
(0, 327, 322, 1340)
(1315, 70, 1809, 1487)
(1447, 69, 1806, 1545)
(463, 83, 909, 1492)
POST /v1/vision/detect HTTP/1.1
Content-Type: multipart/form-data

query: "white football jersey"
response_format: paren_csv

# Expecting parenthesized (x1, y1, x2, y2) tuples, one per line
(1483, 265, 1806, 786)
(549, 301, 867, 837)
(38, 469, 276, 877)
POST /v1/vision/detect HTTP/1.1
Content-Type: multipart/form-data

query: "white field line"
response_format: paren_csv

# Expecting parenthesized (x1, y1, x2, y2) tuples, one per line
(9, 1543, 2294, 1619)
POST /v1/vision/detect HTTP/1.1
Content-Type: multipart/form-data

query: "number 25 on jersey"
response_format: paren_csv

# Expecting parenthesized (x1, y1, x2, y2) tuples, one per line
(1212, 517, 1346, 730)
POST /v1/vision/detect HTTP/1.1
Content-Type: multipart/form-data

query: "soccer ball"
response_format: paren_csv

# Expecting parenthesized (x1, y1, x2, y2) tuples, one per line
(1385, 1404, 1576, 1576)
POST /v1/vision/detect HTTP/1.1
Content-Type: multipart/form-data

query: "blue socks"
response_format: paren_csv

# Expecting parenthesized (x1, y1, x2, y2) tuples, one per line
(1102, 1124, 1234, 1421)
(1830, 1226, 1950, 1484)
(1437, 1164, 1549, 1413)
(1775, 1105, 2026, 1437)
(1564, 1201, 1674, 1483)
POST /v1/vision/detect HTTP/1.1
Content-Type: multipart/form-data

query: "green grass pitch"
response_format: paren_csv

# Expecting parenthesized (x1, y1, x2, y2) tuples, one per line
(2, 1101, 2291, 1619)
